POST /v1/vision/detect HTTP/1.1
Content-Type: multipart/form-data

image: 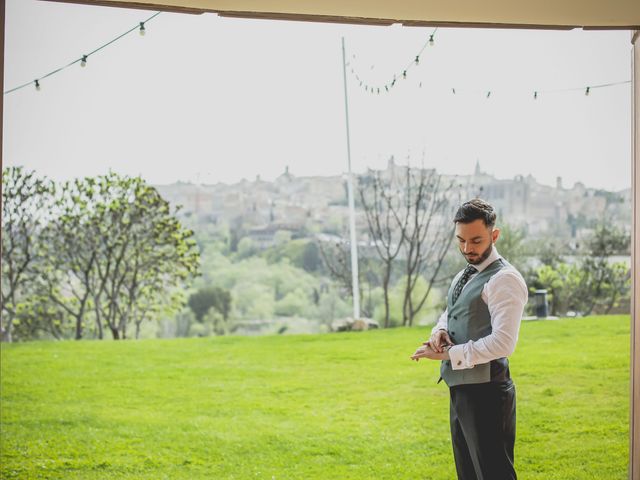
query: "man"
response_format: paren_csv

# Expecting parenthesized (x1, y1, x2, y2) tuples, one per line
(411, 198, 528, 480)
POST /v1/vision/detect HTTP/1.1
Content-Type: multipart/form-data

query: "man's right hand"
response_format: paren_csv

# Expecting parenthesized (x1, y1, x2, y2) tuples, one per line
(428, 329, 453, 353)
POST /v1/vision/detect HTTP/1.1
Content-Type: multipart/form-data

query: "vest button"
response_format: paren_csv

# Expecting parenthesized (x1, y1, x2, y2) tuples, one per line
(450, 331, 455, 336)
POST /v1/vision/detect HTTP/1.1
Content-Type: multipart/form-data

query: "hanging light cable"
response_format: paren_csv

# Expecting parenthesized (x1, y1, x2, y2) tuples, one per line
(4, 11, 161, 95)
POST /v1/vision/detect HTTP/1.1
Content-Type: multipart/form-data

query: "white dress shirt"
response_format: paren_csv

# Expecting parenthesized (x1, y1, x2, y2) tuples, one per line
(432, 246, 528, 371)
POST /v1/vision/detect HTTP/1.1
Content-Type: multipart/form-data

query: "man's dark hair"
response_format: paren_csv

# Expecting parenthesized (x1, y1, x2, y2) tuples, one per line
(453, 198, 496, 227)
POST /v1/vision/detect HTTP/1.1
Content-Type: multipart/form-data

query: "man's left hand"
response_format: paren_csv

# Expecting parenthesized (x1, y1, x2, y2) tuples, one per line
(411, 342, 450, 361)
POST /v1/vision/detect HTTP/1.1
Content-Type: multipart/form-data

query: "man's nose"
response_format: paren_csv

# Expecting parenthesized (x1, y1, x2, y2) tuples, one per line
(463, 243, 472, 253)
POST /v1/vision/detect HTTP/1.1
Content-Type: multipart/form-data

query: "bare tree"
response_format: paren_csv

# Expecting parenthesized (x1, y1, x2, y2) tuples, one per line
(317, 234, 375, 318)
(358, 169, 409, 327)
(395, 166, 459, 326)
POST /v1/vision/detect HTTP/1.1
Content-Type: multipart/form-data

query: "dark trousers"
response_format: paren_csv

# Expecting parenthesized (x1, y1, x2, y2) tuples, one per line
(449, 382, 517, 480)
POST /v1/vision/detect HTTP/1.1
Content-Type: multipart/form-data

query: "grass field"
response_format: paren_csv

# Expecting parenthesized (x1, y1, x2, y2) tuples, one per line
(0, 315, 630, 479)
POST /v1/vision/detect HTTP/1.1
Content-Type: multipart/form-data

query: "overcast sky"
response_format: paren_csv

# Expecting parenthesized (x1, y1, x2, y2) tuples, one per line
(2, 1, 634, 191)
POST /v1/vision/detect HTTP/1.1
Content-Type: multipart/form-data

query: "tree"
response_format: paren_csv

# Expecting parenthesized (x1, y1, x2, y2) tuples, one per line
(317, 236, 375, 318)
(39, 177, 102, 339)
(89, 174, 200, 339)
(359, 169, 408, 327)
(39, 173, 199, 340)
(1, 167, 54, 342)
(188, 286, 232, 324)
(578, 224, 630, 316)
(531, 223, 631, 316)
(395, 166, 459, 327)
(495, 223, 528, 272)
(301, 241, 321, 272)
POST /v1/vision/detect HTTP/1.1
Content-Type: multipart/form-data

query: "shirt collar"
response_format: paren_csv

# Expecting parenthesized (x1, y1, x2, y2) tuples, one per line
(471, 245, 500, 274)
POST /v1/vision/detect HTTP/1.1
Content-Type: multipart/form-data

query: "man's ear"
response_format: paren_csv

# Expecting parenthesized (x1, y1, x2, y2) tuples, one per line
(492, 227, 501, 244)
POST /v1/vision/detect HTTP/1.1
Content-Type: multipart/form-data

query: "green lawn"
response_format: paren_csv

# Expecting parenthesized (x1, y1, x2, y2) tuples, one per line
(0, 315, 630, 479)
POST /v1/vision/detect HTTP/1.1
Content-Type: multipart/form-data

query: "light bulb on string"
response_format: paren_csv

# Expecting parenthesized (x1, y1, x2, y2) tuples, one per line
(585, 86, 590, 96)
(402, 70, 407, 79)
(80, 55, 87, 67)
(534, 91, 538, 99)
(139, 22, 146, 36)
(415, 55, 420, 65)
(486, 91, 491, 99)
(452, 88, 456, 95)
(429, 34, 435, 46)
(34, 79, 41, 91)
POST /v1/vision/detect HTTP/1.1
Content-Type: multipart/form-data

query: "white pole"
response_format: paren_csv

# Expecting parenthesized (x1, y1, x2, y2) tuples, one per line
(341, 37, 361, 319)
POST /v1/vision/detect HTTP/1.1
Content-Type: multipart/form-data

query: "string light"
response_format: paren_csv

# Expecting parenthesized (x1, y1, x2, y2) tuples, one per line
(139, 22, 146, 36)
(348, 27, 437, 95)
(4, 12, 161, 95)
(347, 27, 628, 100)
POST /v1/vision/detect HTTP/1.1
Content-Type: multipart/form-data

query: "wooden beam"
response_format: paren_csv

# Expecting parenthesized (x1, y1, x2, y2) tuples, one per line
(40, 0, 640, 30)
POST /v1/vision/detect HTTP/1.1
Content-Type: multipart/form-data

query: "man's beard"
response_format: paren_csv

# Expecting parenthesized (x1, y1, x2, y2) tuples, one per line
(462, 243, 493, 265)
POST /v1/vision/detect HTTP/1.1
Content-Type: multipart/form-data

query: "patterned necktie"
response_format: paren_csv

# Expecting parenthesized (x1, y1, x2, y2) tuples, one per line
(452, 265, 478, 305)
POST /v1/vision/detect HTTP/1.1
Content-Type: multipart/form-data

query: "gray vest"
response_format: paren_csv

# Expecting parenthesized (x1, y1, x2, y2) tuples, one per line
(440, 258, 511, 387)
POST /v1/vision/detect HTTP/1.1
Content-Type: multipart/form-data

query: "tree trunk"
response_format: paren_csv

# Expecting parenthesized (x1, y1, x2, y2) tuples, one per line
(1, 312, 14, 343)
(110, 327, 120, 340)
(382, 267, 391, 328)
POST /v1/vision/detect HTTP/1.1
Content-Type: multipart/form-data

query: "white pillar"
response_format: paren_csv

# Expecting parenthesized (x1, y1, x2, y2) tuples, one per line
(341, 37, 360, 320)
(630, 29, 640, 480)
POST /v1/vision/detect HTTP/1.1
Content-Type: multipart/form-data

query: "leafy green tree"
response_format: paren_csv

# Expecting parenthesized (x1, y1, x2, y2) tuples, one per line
(578, 224, 630, 315)
(1, 167, 55, 342)
(532, 224, 631, 316)
(301, 242, 321, 272)
(188, 286, 232, 324)
(40, 173, 199, 340)
(274, 289, 309, 317)
(237, 237, 257, 259)
(91, 174, 199, 339)
(39, 177, 102, 339)
(496, 223, 528, 272)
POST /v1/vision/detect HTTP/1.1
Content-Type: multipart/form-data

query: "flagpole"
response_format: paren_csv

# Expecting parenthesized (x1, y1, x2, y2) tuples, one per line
(341, 37, 361, 319)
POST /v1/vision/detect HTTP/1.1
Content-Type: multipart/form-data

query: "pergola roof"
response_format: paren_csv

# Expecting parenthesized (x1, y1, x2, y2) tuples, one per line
(44, 0, 640, 30)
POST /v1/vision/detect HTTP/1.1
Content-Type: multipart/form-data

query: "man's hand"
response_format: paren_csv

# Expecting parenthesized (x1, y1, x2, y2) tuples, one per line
(429, 329, 453, 353)
(411, 342, 450, 362)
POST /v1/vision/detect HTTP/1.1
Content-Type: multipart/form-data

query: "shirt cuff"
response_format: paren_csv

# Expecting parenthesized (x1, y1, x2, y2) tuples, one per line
(449, 345, 472, 370)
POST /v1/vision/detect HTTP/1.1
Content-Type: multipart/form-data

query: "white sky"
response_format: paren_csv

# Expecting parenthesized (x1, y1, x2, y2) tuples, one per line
(2, 1, 634, 191)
